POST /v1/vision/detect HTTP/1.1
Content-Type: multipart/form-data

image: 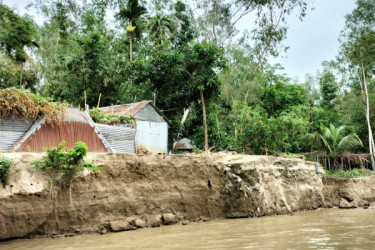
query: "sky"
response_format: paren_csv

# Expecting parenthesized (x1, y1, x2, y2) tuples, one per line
(3, 0, 357, 80)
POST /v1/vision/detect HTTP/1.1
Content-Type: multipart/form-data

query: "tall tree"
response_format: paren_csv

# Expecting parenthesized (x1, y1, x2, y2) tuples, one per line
(0, 4, 38, 88)
(319, 72, 338, 108)
(339, 0, 375, 169)
(149, 14, 176, 44)
(116, 0, 147, 61)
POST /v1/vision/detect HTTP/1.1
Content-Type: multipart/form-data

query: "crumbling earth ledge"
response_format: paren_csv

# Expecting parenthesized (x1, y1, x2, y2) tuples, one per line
(1, 153, 374, 241)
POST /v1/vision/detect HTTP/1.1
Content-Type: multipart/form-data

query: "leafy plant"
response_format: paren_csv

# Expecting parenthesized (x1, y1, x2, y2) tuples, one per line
(0, 156, 13, 186)
(89, 108, 134, 126)
(303, 124, 363, 169)
(34, 141, 99, 187)
(325, 168, 375, 178)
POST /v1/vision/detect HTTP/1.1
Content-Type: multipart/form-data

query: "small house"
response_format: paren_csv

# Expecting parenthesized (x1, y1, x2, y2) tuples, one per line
(99, 101, 169, 154)
(0, 108, 114, 152)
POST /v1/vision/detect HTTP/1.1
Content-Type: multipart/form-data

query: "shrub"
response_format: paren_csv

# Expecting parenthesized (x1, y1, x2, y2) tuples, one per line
(0, 156, 13, 185)
(325, 168, 375, 178)
(89, 108, 134, 126)
(34, 141, 99, 187)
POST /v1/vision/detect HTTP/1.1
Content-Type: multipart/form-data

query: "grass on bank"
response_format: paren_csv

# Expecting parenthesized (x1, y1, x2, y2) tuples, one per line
(325, 168, 375, 178)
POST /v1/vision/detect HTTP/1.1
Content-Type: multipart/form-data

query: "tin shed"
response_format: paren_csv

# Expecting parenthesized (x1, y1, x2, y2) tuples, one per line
(0, 108, 115, 153)
(100, 101, 169, 154)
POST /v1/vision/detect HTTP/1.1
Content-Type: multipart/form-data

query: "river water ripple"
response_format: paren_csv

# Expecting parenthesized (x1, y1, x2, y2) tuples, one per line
(1, 208, 375, 249)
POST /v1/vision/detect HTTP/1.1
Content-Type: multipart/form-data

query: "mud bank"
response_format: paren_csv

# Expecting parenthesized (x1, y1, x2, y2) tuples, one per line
(0, 153, 374, 240)
(323, 175, 375, 208)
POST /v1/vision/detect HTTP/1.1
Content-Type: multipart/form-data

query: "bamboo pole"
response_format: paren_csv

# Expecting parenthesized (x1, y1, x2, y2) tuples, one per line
(84, 91, 87, 110)
(97, 93, 102, 109)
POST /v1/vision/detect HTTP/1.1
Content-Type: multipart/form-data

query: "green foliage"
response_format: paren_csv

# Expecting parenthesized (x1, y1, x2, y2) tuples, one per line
(5, 0, 372, 162)
(172, 1, 196, 46)
(149, 14, 176, 44)
(0, 54, 38, 90)
(116, 0, 147, 25)
(220, 43, 268, 106)
(34, 141, 99, 187)
(41, 1, 125, 107)
(319, 72, 338, 108)
(303, 124, 363, 168)
(0, 4, 38, 63)
(189, 100, 310, 154)
(89, 108, 134, 126)
(325, 168, 375, 178)
(0, 156, 13, 186)
(262, 80, 308, 115)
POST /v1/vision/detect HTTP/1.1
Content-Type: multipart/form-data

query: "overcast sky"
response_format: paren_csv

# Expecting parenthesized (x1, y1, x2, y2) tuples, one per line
(3, 0, 357, 80)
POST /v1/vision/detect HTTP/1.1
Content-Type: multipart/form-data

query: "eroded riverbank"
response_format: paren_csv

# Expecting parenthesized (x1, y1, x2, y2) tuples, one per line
(1, 153, 375, 241)
(1, 207, 375, 249)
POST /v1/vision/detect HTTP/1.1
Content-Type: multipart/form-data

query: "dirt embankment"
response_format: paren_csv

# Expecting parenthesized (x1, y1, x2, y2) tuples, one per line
(323, 175, 375, 208)
(0, 153, 374, 240)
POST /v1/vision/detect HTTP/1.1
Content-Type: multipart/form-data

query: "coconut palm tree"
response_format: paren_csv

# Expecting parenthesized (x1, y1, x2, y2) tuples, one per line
(149, 14, 176, 44)
(303, 124, 363, 168)
(116, 0, 146, 61)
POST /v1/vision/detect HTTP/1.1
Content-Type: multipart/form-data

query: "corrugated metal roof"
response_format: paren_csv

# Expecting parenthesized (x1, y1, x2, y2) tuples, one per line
(62, 108, 89, 123)
(0, 118, 34, 151)
(95, 123, 136, 153)
(11, 109, 115, 153)
(100, 101, 151, 116)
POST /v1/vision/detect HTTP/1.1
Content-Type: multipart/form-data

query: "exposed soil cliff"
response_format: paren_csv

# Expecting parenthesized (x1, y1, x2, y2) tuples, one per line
(0, 153, 374, 240)
(323, 175, 375, 208)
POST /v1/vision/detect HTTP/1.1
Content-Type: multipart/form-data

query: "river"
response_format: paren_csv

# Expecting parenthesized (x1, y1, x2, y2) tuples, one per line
(1, 208, 375, 249)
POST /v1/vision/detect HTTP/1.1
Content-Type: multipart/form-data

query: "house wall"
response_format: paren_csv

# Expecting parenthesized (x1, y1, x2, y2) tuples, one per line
(0, 118, 34, 151)
(135, 104, 164, 122)
(14, 121, 109, 152)
(136, 120, 168, 153)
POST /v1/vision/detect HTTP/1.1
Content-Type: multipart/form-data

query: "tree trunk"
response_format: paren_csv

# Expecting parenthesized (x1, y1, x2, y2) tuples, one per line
(200, 89, 208, 152)
(129, 35, 133, 62)
(19, 63, 24, 88)
(361, 66, 375, 170)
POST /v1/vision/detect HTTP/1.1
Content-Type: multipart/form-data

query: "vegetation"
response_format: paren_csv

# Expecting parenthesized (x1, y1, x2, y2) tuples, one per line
(304, 124, 363, 169)
(34, 141, 99, 188)
(0, 156, 13, 186)
(0, 88, 65, 124)
(326, 168, 375, 178)
(0, 4, 38, 88)
(1, 0, 375, 172)
(89, 108, 134, 126)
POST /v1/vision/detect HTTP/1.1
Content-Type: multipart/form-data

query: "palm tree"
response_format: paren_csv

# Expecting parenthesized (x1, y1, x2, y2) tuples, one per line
(303, 124, 363, 168)
(116, 0, 146, 61)
(149, 14, 176, 44)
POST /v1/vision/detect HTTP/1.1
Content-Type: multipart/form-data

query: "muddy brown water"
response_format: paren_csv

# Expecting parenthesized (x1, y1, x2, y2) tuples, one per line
(1, 208, 375, 249)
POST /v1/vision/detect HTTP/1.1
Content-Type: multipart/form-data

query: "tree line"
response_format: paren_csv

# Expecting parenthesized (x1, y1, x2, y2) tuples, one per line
(1, 0, 375, 170)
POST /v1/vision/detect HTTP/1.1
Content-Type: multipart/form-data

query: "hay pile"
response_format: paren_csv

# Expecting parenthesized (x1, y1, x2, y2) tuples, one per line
(0, 88, 65, 124)
(137, 144, 151, 155)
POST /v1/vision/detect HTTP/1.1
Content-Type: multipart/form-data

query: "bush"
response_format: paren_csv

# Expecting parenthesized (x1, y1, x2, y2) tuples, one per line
(89, 108, 134, 126)
(34, 141, 99, 187)
(325, 168, 375, 178)
(0, 156, 13, 185)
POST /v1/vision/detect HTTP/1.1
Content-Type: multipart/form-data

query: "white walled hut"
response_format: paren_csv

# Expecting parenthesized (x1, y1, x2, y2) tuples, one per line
(100, 101, 169, 154)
